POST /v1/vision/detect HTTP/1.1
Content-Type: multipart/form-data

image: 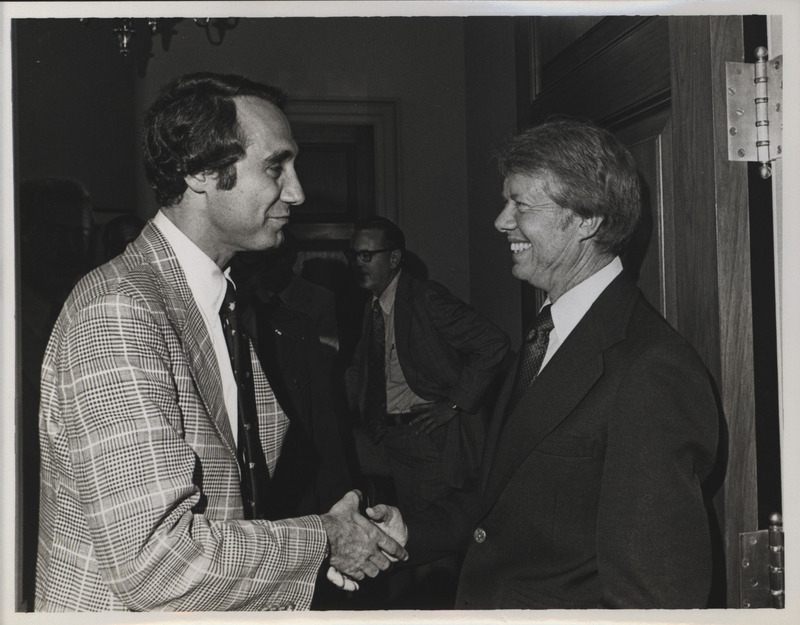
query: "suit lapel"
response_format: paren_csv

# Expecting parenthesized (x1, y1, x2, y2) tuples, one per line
(479, 272, 638, 516)
(480, 324, 604, 507)
(479, 357, 520, 487)
(392, 271, 415, 385)
(134, 223, 237, 460)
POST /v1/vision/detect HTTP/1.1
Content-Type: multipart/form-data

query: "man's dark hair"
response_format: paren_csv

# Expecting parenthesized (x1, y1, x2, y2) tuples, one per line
(495, 117, 641, 256)
(143, 72, 287, 207)
(352, 215, 406, 252)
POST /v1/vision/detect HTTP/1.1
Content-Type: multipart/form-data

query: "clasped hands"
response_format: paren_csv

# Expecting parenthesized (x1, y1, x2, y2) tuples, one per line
(321, 490, 408, 591)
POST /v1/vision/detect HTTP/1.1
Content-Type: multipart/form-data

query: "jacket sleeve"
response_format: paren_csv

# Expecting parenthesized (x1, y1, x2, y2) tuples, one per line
(418, 282, 510, 413)
(596, 341, 719, 608)
(49, 293, 328, 611)
(404, 483, 482, 565)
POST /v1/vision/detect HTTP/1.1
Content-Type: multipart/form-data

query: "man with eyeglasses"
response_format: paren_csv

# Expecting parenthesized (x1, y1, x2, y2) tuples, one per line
(344, 216, 509, 522)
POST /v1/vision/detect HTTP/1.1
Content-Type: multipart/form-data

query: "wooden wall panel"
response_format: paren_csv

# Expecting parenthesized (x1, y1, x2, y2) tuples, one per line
(528, 17, 671, 127)
(624, 134, 665, 315)
(536, 16, 647, 93)
(669, 15, 756, 608)
(534, 15, 604, 74)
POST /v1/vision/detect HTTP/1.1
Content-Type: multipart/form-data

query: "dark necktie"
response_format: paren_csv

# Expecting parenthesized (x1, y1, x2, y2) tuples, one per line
(506, 304, 554, 416)
(219, 279, 271, 519)
(365, 298, 387, 442)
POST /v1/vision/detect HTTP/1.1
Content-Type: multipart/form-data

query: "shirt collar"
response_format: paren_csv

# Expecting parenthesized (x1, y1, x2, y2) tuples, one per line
(152, 210, 230, 319)
(375, 268, 402, 314)
(547, 256, 623, 343)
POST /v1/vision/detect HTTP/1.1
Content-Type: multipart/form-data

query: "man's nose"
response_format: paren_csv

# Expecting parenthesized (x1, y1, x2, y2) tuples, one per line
(281, 169, 305, 206)
(495, 202, 516, 232)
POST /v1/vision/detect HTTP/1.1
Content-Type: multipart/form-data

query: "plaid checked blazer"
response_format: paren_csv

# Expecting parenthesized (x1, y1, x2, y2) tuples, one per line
(35, 221, 328, 612)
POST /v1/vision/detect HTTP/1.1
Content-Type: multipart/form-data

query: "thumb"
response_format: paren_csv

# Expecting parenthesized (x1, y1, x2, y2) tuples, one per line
(344, 489, 362, 509)
(366, 504, 390, 522)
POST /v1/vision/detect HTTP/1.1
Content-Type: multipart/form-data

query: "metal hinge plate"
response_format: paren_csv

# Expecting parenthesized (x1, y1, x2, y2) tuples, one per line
(740, 529, 772, 608)
(726, 54, 782, 172)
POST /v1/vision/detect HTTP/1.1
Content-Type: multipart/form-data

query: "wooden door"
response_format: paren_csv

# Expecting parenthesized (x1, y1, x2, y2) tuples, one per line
(516, 15, 773, 607)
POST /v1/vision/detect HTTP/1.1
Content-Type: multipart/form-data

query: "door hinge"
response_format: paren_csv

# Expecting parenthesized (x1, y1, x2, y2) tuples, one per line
(740, 512, 784, 608)
(726, 47, 782, 179)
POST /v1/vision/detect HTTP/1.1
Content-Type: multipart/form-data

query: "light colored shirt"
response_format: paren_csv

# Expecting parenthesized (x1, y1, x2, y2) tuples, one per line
(153, 210, 238, 444)
(539, 256, 624, 374)
(375, 269, 427, 413)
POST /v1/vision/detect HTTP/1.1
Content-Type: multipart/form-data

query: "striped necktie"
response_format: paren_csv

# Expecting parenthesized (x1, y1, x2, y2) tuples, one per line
(219, 279, 271, 519)
(365, 298, 387, 442)
(506, 304, 554, 416)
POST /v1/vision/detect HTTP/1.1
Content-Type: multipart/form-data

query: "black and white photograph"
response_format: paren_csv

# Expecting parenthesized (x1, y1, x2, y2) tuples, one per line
(1, 1, 798, 624)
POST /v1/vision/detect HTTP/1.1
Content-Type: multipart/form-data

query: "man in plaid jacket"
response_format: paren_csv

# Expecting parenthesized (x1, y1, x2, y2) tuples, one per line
(35, 72, 407, 612)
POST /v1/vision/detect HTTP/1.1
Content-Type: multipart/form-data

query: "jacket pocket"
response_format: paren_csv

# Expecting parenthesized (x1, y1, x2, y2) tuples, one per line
(535, 433, 599, 458)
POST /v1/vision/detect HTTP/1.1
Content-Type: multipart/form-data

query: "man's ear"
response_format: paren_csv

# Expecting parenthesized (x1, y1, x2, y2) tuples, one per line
(184, 171, 213, 195)
(390, 249, 402, 269)
(578, 214, 603, 242)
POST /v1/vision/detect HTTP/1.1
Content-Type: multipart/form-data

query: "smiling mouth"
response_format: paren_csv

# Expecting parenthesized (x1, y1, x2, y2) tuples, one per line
(510, 241, 532, 255)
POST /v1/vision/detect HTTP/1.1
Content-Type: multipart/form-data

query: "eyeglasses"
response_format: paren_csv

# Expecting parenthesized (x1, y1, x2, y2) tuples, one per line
(344, 248, 395, 263)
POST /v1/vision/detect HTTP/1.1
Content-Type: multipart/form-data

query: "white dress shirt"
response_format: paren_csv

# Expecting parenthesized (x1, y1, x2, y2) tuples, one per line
(539, 256, 624, 374)
(375, 269, 427, 413)
(153, 210, 238, 444)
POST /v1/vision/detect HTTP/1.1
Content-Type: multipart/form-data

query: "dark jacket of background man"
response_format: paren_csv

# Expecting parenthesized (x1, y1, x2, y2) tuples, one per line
(349, 269, 509, 492)
(346, 218, 509, 516)
(233, 248, 353, 520)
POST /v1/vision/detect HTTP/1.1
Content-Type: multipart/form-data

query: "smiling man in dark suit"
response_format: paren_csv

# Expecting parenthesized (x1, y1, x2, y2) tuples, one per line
(406, 118, 721, 609)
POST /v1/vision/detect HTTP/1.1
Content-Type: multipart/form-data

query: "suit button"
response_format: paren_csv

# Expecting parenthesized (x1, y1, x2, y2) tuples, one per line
(473, 527, 486, 543)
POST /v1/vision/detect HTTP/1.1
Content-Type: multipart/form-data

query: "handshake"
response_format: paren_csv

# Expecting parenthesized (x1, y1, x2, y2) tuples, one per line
(320, 490, 408, 592)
